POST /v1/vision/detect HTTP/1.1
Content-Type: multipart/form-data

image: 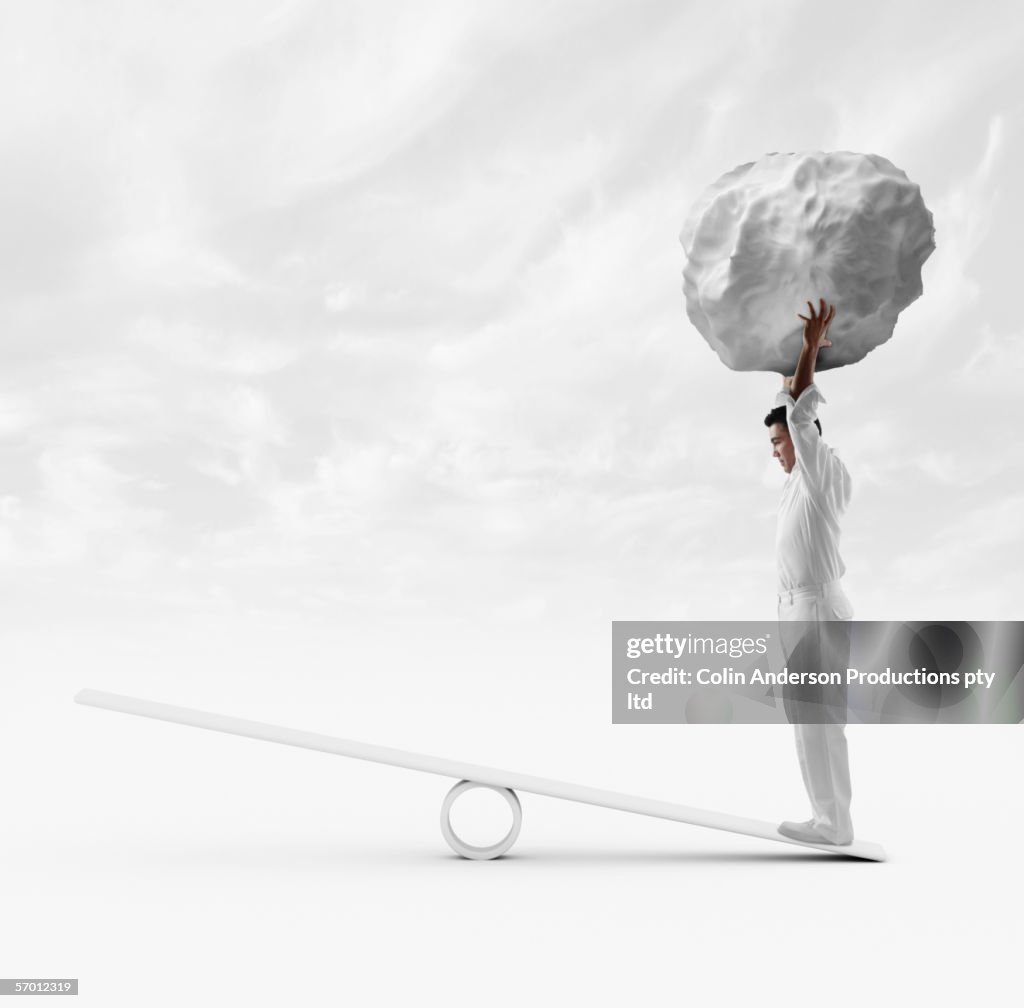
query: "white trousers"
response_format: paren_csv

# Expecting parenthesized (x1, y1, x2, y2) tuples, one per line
(777, 579, 855, 843)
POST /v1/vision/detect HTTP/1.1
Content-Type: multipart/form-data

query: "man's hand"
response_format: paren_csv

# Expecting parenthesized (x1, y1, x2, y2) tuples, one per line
(797, 298, 835, 349)
(789, 297, 836, 401)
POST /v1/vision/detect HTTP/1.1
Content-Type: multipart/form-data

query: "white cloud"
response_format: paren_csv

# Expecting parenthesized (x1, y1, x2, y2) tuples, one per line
(3, 0, 1022, 625)
(130, 318, 301, 376)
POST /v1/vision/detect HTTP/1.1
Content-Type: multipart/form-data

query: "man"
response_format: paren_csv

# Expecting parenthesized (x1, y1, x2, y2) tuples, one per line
(765, 298, 856, 846)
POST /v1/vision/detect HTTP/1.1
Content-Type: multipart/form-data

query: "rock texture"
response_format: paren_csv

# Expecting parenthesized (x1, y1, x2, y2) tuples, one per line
(679, 151, 936, 373)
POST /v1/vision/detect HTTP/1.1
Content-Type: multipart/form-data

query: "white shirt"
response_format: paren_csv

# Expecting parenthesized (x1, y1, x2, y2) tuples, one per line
(775, 383, 852, 593)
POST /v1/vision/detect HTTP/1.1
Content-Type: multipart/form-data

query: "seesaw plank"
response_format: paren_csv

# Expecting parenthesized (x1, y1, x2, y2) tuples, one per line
(74, 689, 887, 862)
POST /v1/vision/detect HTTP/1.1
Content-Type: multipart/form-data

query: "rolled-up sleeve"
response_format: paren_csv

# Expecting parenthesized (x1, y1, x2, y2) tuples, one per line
(776, 383, 830, 489)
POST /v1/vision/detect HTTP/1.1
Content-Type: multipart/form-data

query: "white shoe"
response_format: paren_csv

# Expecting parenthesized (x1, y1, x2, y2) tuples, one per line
(778, 819, 853, 846)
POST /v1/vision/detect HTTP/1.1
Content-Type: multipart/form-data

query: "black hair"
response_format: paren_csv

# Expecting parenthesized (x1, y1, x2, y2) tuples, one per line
(764, 405, 822, 436)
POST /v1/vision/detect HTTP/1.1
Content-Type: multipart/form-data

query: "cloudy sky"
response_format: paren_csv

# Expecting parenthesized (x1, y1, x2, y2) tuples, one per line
(3, 0, 1023, 665)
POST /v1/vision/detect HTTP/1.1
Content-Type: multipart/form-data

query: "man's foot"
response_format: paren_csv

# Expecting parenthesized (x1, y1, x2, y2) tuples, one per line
(778, 819, 853, 846)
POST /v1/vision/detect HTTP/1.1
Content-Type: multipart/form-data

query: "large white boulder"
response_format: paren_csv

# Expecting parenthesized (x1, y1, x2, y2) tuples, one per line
(679, 151, 936, 373)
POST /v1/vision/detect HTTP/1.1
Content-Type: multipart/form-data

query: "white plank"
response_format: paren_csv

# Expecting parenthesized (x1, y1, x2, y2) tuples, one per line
(74, 689, 888, 862)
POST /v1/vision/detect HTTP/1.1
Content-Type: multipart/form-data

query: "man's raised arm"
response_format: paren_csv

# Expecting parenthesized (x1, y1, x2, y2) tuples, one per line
(790, 298, 835, 400)
(775, 298, 839, 491)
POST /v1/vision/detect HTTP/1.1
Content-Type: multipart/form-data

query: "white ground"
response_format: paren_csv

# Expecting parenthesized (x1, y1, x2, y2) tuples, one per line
(2, 625, 1019, 1007)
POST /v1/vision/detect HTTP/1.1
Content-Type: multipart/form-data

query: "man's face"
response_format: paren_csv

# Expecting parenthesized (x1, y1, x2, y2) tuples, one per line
(769, 422, 795, 474)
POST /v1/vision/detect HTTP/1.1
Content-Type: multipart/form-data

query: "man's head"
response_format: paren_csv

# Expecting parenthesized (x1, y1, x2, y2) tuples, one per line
(763, 406, 821, 475)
